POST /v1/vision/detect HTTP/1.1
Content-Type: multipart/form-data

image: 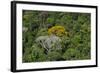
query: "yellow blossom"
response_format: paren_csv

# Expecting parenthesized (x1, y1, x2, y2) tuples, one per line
(48, 25, 67, 37)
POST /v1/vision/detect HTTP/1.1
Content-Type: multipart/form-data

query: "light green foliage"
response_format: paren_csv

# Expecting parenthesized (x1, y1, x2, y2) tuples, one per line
(36, 28, 48, 37)
(22, 10, 91, 62)
(63, 48, 80, 60)
(47, 51, 62, 61)
(23, 44, 47, 62)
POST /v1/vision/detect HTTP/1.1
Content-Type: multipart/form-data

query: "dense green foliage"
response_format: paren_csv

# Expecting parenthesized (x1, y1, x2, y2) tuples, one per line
(22, 10, 91, 62)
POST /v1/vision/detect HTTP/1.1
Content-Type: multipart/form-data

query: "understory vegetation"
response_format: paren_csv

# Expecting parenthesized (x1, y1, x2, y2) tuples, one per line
(22, 10, 91, 62)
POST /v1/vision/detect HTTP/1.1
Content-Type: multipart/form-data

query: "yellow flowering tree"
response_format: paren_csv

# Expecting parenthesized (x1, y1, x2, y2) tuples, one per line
(48, 25, 67, 37)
